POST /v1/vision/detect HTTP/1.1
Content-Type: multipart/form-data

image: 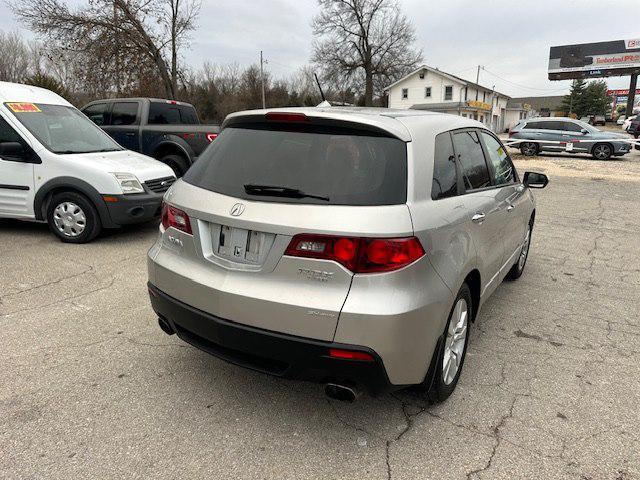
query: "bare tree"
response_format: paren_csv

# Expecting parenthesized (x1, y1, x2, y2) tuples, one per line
(312, 0, 422, 106)
(11, 0, 200, 99)
(0, 31, 31, 83)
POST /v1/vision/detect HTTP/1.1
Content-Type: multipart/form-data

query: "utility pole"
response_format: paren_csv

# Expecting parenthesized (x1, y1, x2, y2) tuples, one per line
(260, 51, 267, 109)
(627, 72, 638, 118)
(114, 0, 121, 94)
(475, 65, 483, 100)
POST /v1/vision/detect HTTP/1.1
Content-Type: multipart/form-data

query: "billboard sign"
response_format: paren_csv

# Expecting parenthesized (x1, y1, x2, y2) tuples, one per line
(549, 39, 640, 80)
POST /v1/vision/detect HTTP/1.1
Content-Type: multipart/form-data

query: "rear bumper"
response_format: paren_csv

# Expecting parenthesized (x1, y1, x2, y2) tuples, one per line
(103, 193, 163, 227)
(147, 283, 397, 395)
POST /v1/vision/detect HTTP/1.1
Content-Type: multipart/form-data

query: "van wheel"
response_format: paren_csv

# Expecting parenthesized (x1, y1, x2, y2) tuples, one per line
(416, 284, 472, 403)
(506, 221, 532, 280)
(161, 154, 189, 177)
(520, 142, 538, 156)
(592, 143, 612, 160)
(47, 192, 101, 244)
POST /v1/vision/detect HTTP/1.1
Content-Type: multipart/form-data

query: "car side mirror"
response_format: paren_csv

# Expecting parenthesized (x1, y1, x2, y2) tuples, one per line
(523, 171, 548, 189)
(580, 128, 589, 134)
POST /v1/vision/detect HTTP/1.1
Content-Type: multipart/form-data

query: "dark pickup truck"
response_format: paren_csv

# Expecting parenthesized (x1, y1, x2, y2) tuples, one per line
(81, 98, 219, 176)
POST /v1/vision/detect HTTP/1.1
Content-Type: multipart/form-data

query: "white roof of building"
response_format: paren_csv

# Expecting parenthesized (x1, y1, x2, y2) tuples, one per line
(384, 65, 511, 99)
(0, 81, 72, 106)
(224, 106, 485, 142)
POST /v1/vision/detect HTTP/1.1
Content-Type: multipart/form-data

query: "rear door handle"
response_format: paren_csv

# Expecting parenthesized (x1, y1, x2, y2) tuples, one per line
(472, 213, 486, 223)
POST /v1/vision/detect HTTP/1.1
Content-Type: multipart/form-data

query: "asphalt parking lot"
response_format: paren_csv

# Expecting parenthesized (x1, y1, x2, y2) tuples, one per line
(2, 148, 640, 480)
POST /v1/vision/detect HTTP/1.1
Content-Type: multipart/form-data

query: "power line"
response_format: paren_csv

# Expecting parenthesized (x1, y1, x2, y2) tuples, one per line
(481, 67, 568, 93)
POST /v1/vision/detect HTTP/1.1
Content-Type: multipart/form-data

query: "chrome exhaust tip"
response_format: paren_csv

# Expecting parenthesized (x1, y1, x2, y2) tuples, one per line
(325, 383, 361, 402)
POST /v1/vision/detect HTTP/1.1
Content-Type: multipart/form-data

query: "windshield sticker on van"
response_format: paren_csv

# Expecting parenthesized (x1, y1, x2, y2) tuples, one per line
(7, 103, 41, 113)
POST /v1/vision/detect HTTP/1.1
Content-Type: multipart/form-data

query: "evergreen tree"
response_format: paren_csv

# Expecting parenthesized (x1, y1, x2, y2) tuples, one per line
(583, 80, 611, 116)
(561, 79, 587, 117)
(24, 72, 71, 101)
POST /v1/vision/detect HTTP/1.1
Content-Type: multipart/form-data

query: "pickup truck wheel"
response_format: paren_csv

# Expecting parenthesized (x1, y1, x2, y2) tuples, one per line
(161, 154, 189, 177)
(47, 192, 101, 244)
(415, 283, 472, 403)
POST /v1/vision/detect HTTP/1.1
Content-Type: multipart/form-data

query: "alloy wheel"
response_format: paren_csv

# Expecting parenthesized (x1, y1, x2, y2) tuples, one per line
(442, 298, 468, 385)
(593, 144, 611, 160)
(522, 143, 537, 156)
(519, 226, 531, 270)
(53, 202, 86, 237)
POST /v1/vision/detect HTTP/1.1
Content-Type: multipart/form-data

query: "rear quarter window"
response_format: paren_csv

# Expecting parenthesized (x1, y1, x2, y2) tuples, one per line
(183, 125, 408, 206)
(452, 130, 491, 190)
(432, 132, 458, 200)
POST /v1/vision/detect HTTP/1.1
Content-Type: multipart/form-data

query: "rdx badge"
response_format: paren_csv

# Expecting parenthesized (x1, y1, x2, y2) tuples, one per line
(297, 268, 334, 282)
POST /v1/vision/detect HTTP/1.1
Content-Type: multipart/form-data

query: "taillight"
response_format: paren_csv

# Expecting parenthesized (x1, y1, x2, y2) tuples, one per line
(161, 202, 192, 235)
(328, 348, 374, 362)
(285, 234, 424, 273)
(206, 133, 218, 142)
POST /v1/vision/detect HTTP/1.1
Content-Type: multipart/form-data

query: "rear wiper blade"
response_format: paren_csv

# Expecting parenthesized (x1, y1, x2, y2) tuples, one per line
(244, 184, 330, 201)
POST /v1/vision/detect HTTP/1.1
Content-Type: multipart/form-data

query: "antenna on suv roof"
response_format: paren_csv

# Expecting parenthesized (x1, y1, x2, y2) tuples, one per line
(314, 73, 329, 106)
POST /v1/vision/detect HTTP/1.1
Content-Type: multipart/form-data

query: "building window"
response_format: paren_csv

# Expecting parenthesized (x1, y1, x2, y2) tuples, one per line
(444, 85, 453, 101)
(402, 88, 408, 100)
(483, 92, 486, 102)
(425, 87, 431, 98)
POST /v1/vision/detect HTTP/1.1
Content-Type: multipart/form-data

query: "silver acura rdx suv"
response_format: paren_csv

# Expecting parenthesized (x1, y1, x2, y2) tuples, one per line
(147, 107, 548, 402)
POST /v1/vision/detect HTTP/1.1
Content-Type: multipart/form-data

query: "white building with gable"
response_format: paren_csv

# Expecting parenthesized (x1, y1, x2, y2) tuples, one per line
(384, 65, 524, 133)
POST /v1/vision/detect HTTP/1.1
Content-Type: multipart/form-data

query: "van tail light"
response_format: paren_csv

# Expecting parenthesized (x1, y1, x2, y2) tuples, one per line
(285, 234, 424, 273)
(161, 202, 192, 235)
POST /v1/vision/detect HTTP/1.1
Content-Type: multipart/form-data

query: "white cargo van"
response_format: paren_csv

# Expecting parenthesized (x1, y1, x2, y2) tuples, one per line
(0, 81, 175, 243)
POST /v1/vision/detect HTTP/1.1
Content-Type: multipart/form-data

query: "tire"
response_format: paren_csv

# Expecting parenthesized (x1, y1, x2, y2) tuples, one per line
(592, 143, 612, 160)
(520, 142, 538, 156)
(506, 219, 533, 280)
(46, 191, 101, 244)
(160, 154, 189, 177)
(416, 284, 472, 403)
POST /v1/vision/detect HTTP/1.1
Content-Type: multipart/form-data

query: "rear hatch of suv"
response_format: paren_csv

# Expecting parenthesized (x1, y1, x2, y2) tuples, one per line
(151, 112, 415, 342)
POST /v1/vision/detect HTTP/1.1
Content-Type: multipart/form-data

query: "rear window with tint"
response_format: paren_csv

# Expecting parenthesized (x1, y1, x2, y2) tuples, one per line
(148, 102, 199, 125)
(183, 125, 407, 206)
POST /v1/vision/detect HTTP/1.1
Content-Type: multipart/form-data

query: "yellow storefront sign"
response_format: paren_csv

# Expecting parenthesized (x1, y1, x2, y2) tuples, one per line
(467, 100, 491, 110)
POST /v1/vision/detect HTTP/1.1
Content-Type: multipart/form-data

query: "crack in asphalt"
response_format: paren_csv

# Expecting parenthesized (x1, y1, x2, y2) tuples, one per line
(465, 395, 517, 480)
(0, 277, 116, 318)
(0, 263, 95, 300)
(385, 399, 428, 480)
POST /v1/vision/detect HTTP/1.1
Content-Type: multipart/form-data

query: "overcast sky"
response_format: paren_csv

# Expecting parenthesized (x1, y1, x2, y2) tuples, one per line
(1, 0, 638, 97)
